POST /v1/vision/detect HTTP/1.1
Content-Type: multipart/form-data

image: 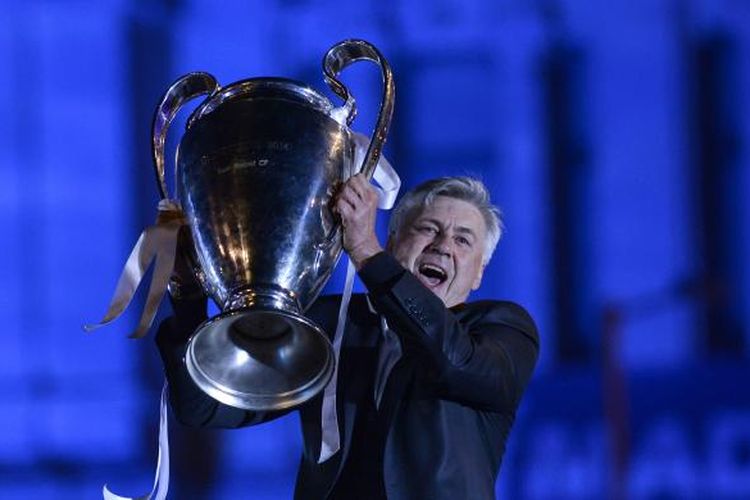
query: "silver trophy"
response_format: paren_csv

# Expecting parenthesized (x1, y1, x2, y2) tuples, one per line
(151, 40, 394, 411)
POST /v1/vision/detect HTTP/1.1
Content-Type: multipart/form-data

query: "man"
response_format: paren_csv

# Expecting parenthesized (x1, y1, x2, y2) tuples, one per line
(157, 175, 539, 499)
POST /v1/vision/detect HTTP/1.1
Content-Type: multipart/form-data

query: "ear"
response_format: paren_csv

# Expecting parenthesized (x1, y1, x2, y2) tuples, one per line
(471, 263, 486, 291)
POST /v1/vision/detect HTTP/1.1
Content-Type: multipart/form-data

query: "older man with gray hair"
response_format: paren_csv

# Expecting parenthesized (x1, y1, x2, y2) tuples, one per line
(157, 174, 539, 499)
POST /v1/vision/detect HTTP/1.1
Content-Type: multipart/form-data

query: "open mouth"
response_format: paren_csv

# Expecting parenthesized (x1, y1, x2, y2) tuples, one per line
(418, 263, 448, 287)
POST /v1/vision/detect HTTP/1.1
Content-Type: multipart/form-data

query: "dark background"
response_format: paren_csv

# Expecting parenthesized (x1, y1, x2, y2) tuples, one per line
(1, 0, 749, 498)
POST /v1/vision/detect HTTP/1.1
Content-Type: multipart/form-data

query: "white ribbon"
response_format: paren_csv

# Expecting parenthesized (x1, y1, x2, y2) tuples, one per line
(85, 202, 180, 498)
(103, 381, 170, 500)
(318, 258, 357, 463)
(318, 135, 401, 463)
(352, 132, 400, 210)
(84, 199, 185, 339)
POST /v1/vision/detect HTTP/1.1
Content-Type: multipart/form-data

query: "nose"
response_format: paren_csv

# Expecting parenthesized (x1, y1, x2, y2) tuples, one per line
(428, 233, 452, 256)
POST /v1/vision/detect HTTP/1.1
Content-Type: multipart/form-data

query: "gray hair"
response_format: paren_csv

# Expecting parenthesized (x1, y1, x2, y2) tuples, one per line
(388, 176, 504, 263)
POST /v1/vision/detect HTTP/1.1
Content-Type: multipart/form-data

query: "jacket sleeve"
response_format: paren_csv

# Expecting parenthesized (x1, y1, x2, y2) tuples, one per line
(155, 295, 288, 428)
(358, 252, 540, 413)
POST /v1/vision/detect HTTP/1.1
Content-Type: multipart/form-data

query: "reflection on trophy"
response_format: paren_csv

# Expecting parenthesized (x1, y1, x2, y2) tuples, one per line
(152, 40, 394, 411)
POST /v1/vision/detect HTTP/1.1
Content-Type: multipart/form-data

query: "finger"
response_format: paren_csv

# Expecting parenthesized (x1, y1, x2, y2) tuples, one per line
(362, 183, 378, 204)
(343, 179, 364, 201)
(338, 188, 361, 209)
(335, 200, 355, 226)
(349, 173, 369, 193)
(351, 172, 375, 194)
(335, 196, 356, 217)
(350, 174, 378, 203)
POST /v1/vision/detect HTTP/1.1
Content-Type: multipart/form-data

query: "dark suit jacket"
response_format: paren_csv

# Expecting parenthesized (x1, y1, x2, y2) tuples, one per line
(157, 252, 539, 499)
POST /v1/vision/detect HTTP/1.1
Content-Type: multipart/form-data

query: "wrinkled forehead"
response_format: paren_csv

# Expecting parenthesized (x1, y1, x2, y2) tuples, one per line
(405, 196, 487, 233)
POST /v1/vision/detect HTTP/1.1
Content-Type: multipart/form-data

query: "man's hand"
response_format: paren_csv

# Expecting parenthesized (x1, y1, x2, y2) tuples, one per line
(334, 173, 383, 269)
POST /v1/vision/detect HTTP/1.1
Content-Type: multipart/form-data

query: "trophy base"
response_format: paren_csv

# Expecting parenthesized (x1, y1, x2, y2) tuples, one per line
(185, 308, 334, 411)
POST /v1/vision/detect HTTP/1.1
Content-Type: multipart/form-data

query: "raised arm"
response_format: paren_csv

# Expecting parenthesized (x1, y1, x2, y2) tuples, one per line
(358, 251, 539, 413)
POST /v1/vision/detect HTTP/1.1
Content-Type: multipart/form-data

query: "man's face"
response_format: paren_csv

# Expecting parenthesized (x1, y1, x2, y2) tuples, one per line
(388, 196, 487, 307)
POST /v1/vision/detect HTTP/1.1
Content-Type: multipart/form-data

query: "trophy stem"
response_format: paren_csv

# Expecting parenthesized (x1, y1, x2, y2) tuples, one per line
(224, 286, 301, 317)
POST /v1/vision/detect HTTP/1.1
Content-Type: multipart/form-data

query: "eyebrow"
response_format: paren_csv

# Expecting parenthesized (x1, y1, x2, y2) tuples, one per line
(417, 218, 478, 240)
(455, 226, 478, 240)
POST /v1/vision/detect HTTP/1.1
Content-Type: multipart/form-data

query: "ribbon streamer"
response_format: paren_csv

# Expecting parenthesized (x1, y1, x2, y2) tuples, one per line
(318, 137, 401, 463)
(318, 257, 356, 463)
(352, 132, 400, 209)
(103, 381, 170, 500)
(84, 199, 185, 339)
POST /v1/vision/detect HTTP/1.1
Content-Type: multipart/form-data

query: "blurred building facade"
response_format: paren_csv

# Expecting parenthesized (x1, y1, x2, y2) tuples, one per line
(1, 0, 749, 498)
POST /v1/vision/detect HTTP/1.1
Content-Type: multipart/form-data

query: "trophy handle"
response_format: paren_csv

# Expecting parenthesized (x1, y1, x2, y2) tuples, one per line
(323, 39, 395, 180)
(151, 72, 220, 199)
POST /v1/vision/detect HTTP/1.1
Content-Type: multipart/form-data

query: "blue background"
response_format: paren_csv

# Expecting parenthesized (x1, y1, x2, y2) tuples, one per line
(1, 1, 749, 498)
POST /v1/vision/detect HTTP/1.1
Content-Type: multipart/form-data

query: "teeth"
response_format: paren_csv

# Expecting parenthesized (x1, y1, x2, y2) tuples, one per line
(419, 264, 447, 281)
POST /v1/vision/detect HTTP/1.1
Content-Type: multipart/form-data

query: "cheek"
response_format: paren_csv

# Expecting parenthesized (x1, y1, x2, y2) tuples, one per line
(391, 237, 421, 266)
(457, 255, 484, 282)
(398, 235, 425, 255)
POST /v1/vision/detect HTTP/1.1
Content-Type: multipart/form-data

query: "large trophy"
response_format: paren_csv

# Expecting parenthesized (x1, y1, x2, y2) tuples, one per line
(153, 40, 394, 411)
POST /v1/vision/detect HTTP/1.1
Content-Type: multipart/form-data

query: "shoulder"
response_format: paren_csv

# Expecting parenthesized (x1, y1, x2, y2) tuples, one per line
(457, 300, 539, 347)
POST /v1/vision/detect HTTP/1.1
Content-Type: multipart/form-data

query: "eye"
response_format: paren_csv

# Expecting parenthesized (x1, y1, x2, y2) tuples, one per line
(455, 235, 471, 246)
(417, 225, 438, 235)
